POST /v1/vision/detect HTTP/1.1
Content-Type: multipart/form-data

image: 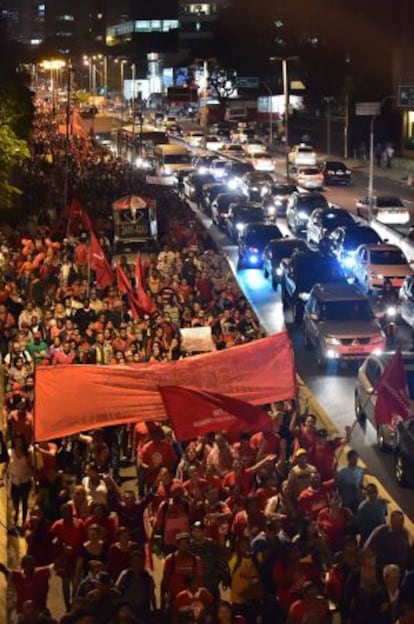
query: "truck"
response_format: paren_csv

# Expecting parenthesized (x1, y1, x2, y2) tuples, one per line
(112, 195, 157, 254)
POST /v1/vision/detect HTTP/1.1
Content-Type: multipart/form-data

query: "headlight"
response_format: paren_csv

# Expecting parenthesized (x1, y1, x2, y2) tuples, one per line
(343, 255, 356, 269)
(299, 292, 310, 302)
(373, 348, 383, 356)
(163, 165, 172, 175)
(276, 267, 283, 276)
(371, 334, 385, 342)
(136, 157, 150, 169)
(227, 179, 238, 190)
(251, 186, 258, 192)
(274, 198, 282, 206)
(373, 273, 384, 279)
(267, 205, 276, 215)
(386, 306, 397, 317)
(298, 211, 308, 219)
(236, 223, 244, 231)
(198, 166, 208, 174)
(325, 336, 341, 345)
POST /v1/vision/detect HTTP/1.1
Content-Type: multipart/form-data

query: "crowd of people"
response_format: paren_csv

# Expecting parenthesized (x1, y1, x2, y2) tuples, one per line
(0, 105, 413, 624)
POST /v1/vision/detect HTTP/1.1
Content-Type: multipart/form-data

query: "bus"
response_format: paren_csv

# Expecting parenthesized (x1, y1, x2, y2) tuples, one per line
(116, 124, 169, 164)
(153, 144, 193, 178)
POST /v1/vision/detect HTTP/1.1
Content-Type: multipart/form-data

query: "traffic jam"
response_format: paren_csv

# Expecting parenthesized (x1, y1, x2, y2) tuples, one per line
(112, 113, 414, 488)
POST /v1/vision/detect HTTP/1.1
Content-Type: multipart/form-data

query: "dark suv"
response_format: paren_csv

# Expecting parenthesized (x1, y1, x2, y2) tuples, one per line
(280, 250, 346, 323)
(286, 192, 329, 235)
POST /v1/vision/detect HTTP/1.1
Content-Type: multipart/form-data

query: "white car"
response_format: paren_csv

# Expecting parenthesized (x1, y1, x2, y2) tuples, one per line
(209, 159, 228, 180)
(296, 166, 324, 190)
(220, 143, 245, 156)
(250, 151, 275, 172)
(183, 130, 204, 147)
(399, 275, 414, 328)
(288, 144, 317, 166)
(205, 135, 223, 151)
(244, 141, 268, 155)
(356, 195, 410, 225)
(352, 243, 412, 292)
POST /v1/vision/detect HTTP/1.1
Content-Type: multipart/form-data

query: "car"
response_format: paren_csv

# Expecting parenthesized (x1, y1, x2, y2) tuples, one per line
(183, 129, 204, 147)
(262, 238, 309, 290)
(205, 135, 224, 151)
(239, 172, 274, 202)
(210, 192, 245, 228)
(225, 203, 266, 243)
(303, 283, 385, 370)
(201, 182, 229, 213)
(244, 140, 268, 155)
(261, 183, 298, 218)
(281, 250, 347, 323)
(238, 223, 283, 269)
(210, 122, 232, 138)
(288, 143, 317, 166)
(352, 243, 412, 292)
(399, 275, 414, 328)
(286, 192, 329, 235)
(306, 207, 355, 246)
(320, 161, 352, 185)
(209, 159, 229, 180)
(356, 195, 410, 225)
(329, 225, 382, 274)
(224, 161, 255, 190)
(355, 352, 414, 484)
(220, 143, 245, 156)
(249, 151, 275, 172)
(295, 166, 324, 190)
(183, 172, 215, 200)
(192, 155, 217, 174)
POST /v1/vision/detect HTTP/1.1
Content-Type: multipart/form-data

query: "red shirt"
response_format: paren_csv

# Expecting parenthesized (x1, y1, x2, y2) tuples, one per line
(50, 519, 86, 553)
(232, 441, 257, 467)
(316, 507, 352, 553)
(193, 501, 231, 542)
(183, 477, 208, 502)
(288, 596, 330, 624)
(174, 587, 213, 618)
(255, 485, 279, 511)
(298, 486, 331, 520)
(163, 552, 203, 599)
(312, 439, 342, 481)
(273, 560, 320, 610)
(140, 440, 177, 484)
(11, 566, 50, 613)
(84, 514, 117, 545)
(250, 431, 281, 456)
(232, 510, 266, 541)
(222, 469, 253, 496)
(107, 541, 138, 580)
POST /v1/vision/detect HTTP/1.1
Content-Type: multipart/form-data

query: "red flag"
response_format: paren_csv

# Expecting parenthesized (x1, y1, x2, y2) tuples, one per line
(89, 232, 113, 289)
(135, 252, 147, 290)
(159, 385, 272, 441)
(115, 265, 141, 319)
(134, 252, 156, 315)
(374, 350, 410, 428)
(65, 199, 93, 234)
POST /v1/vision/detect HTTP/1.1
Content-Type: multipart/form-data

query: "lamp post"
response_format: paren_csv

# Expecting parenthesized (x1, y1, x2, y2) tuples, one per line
(262, 82, 273, 146)
(131, 63, 136, 158)
(324, 96, 334, 156)
(368, 95, 396, 216)
(270, 56, 298, 180)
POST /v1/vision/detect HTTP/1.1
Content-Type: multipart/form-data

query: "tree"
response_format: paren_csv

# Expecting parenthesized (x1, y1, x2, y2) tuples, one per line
(0, 125, 29, 207)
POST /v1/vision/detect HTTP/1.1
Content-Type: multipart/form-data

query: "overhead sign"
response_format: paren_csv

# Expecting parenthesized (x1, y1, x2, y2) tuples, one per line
(398, 85, 414, 107)
(236, 76, 260, 89)
(356, 102, 380, 116)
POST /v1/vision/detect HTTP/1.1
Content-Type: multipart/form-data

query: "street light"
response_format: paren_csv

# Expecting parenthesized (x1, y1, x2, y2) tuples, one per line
(40, 59, 66, 113)
(270, 56, 298, 180)
(261, 82, 273, 146)
(368, 95, 396, 214)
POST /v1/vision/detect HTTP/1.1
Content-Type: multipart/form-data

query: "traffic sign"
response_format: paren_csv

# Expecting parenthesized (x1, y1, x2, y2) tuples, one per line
(236, 76, 260, 89)
(398, 85, 414, 107)
(355, 102, 380, 116)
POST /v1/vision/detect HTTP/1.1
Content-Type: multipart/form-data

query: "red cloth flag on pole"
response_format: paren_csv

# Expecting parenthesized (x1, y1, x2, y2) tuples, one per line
(115, 265, 141, 319)
(89, 232, 114, 289)
(134, 252, 156, 315)
(159, 385, 272, 441)
(65, 199, 93, 235)
(374, 349, 410, 429)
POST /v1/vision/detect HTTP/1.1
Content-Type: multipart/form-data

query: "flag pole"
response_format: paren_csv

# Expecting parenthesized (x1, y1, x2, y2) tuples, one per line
(87, 239, 91, 299)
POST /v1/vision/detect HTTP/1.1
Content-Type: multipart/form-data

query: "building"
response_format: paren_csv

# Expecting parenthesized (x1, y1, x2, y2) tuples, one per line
(178, 0, 228, 60)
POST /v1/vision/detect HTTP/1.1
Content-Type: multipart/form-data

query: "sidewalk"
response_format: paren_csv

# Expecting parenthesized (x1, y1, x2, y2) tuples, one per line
(345, 157, 414, 189)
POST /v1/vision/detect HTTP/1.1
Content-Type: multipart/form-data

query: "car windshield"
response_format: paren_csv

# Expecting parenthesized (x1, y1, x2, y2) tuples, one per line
(254, 152, 271, 159)
(218, 194, 243, 209)
(344, 229, 381, 249)
(273, 241, 307, 261)
(164, 154, 191, 164)
(251, 173, 273, 183)
(320, 300, 373, 322)
(370, 250, 407, 265)
(236, 209, 265, 222)
(232, 164, 253, 175)
(298, 146, 314, 153)
(296, 261, 344, 290)
(301, 168, 320, 175)
(245, 226, 281, 245)
(298, 195, 328, 211)
(376, 197, 404, 207)
(272, 185, 296, 196)
(326, 162, 346, 170)
(321, 211, 353, 228)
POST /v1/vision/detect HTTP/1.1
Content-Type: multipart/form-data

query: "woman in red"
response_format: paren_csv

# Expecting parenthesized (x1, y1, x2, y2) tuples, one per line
(291, 413, 318, 463)
(107, 526, 138, 581)
(317, 494, 354, 555)
(273, 543, 321, 612)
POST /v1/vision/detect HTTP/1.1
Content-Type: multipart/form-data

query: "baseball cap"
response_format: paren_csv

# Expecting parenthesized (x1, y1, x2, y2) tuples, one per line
(295, 448, 307, 457)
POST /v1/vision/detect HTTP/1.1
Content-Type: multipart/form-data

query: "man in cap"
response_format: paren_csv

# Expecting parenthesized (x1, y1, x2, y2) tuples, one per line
(287, 449, 318, 498)
(161, 532, 203, 613)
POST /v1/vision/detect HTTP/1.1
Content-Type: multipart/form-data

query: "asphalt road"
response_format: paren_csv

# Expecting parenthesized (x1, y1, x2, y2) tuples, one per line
(194, 160, 414, 521)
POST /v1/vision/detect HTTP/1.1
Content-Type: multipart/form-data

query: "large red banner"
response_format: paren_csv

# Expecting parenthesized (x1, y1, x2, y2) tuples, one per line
(34, 332, 296, 441)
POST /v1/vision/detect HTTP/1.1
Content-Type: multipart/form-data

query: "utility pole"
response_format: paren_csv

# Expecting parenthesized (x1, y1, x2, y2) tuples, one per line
(63, 59, 72, 211)
(270, 56, 298, 180)
(324, 96, 333, 156)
